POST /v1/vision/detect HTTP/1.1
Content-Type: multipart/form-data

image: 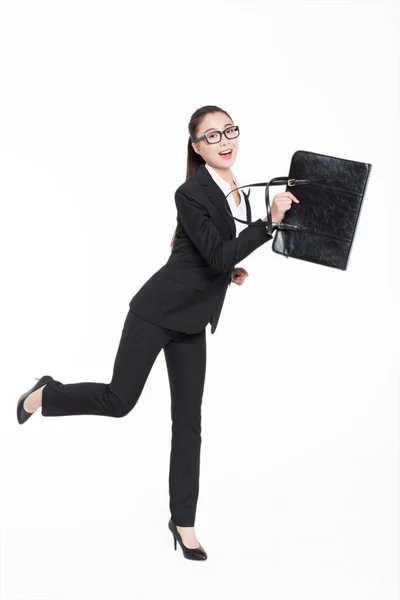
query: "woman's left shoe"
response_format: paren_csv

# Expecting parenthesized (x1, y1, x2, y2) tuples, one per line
(17, 375, 54, 424)
(168, 517, 208, 560)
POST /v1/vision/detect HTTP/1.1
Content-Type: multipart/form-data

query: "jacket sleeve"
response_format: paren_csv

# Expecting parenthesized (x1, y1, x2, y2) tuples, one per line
(175, 189, 274, 273)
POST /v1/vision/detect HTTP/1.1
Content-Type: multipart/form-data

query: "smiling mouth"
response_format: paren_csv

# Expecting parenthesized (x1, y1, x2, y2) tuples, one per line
(219, 149, 232, 156)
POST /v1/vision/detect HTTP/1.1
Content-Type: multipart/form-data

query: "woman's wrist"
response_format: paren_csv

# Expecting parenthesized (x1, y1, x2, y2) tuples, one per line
(262, 215, 282, 225)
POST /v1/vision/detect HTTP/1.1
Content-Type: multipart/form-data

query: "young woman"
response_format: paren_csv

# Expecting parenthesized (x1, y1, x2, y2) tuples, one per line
(17, 105, 299, 561)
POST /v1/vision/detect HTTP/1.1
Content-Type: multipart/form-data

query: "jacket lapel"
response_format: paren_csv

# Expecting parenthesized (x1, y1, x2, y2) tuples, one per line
(196, 164, 236, 239)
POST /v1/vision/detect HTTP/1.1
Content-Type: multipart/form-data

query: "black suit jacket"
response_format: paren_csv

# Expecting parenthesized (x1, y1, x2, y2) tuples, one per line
(129, 163, 274, 334)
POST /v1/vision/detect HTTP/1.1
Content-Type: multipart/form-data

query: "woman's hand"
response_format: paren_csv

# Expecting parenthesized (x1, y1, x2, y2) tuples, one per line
(263, 192, 300, 225)
(231, 267, 249, 286)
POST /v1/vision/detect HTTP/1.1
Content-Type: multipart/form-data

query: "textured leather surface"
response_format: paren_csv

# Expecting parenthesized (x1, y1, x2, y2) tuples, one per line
(272, 150, 372, 270)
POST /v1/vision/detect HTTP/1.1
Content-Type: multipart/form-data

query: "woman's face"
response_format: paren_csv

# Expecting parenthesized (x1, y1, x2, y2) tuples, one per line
(191, 112, 239, 170)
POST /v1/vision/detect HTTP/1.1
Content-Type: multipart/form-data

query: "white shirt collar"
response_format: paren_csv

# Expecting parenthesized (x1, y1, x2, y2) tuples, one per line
(204, 163, 241, 192)
(204, 162, 250, 236)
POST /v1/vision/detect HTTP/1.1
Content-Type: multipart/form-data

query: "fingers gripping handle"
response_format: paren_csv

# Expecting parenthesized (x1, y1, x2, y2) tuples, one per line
(224, 177, 329, 235)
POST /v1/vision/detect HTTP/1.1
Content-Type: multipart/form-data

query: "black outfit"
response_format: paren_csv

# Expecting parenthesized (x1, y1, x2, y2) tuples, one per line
(41, 163, 274, 527)
(129, 163, 273, 335)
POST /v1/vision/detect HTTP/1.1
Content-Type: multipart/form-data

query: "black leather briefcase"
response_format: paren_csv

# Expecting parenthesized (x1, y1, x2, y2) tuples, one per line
(224, 150, 372, 270)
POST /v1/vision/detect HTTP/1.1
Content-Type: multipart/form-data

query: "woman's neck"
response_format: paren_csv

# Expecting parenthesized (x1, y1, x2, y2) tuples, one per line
(210, 165, 234, 186)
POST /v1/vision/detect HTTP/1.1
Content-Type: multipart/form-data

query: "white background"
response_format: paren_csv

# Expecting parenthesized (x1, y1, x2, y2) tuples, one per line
(1, 1, 398, 599)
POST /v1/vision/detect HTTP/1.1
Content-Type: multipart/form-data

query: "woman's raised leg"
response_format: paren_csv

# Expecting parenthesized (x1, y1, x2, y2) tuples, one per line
(41, 310, 170, 418)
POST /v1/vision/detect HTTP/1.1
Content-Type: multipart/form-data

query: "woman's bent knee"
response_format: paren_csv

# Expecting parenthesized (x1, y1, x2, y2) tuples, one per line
(106, 385, 137, 418)
(113, 404, 133, 418)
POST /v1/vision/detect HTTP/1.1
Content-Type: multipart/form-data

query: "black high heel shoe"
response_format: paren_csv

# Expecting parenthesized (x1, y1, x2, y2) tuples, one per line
(17, 375, 54, 424)
(168, 517, 208, 560)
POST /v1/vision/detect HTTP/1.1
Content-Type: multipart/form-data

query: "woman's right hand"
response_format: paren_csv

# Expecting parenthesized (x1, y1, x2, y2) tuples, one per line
(263, 191, 300, 225)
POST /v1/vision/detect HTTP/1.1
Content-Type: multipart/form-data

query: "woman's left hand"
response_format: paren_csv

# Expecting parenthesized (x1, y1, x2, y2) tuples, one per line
(231, 267, 249, 286)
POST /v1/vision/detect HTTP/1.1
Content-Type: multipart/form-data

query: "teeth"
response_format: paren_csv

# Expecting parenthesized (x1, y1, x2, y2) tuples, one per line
(219, 150, 231, 155)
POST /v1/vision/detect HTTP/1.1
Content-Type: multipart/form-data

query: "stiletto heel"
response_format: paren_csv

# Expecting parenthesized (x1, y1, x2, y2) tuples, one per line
(17, 375, 54, 424)
(168, 517, 207, 560)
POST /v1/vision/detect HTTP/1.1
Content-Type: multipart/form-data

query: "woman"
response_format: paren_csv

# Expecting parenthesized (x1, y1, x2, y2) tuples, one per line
(17, 105, 299, 561)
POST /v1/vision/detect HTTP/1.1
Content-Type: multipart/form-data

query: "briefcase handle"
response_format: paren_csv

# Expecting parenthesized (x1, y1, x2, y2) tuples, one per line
(224, 177, 330, 236)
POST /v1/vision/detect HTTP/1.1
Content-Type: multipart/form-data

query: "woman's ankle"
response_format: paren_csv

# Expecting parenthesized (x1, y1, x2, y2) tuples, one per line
(24, 384, 46, 412)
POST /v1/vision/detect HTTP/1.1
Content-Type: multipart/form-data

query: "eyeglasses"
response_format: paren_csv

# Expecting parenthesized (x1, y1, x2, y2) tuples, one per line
(192, 125, 240, 145)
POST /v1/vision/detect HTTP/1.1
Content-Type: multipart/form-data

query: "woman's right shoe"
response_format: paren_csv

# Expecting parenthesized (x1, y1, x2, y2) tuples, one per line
(17, 375, 54, 424)
(168, 517, 208, 561)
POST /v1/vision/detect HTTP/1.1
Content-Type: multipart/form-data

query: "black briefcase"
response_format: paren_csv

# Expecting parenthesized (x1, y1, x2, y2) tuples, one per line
(224, 150, 372, 270)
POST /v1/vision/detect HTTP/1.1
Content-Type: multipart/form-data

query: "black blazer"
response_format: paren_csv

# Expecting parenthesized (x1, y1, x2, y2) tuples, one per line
(129, 163, 273, 334)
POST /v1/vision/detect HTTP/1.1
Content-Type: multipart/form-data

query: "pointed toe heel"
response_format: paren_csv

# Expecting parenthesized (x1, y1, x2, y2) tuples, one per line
(168, 517, 208, 561)
(17, 375, 54, 425)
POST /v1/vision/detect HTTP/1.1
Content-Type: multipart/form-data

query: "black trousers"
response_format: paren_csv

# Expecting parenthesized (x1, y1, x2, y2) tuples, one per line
(42, 309, 207, 527)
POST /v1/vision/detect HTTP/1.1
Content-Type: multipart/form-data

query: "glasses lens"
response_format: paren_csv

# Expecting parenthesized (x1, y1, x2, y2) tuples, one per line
(225, 125, 239, 139)
(205, 131, 222, 144)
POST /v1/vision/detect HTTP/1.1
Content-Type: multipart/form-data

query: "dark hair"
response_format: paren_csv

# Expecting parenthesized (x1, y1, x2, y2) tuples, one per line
(170, 104, 233, 251)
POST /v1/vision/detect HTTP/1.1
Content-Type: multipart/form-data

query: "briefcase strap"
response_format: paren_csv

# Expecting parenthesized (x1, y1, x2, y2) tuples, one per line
(224, 177, 329, 236)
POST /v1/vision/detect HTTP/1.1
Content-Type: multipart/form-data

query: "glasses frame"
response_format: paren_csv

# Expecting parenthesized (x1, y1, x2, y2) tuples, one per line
(192, 125, 240, 145)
